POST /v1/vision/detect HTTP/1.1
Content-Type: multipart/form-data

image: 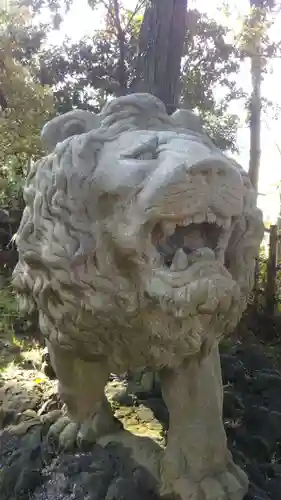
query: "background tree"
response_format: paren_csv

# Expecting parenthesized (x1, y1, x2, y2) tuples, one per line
(0, 6, 54, 206)
(238, 0, 277, 190)
(37, 1, 243, 150)
(133, 0, 188, 114)
(181, 8, 244, 151)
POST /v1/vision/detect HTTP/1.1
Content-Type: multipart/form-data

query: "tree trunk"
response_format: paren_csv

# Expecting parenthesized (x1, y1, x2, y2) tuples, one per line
(248, 51, 262, 191)
(248, 1, 266, 192)
(112, 0, 127, 95)
(133, 0, 188, 114)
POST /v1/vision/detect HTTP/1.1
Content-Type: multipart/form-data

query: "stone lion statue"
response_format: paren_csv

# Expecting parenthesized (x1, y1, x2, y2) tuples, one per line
(12, 94, 264, 500)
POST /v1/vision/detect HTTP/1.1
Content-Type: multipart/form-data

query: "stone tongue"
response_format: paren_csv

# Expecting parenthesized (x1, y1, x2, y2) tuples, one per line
(183, 227, 206, 251)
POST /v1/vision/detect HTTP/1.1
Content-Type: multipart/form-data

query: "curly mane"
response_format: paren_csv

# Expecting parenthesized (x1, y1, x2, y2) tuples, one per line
(13, 94, 263, 372)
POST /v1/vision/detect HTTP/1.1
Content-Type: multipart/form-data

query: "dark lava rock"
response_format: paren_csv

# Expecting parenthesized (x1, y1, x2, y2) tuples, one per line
(234, 344, 274, 373)
(220, 354, 247, 385)
(221, 343, 281, 499)
(15, 468, 43, 496)
(223, 388, 244, 418)
(1, 340, 281, 499)
(0, 430, 161, 500)
(41, 347, 57, 380)
(251, 372, 281, 393)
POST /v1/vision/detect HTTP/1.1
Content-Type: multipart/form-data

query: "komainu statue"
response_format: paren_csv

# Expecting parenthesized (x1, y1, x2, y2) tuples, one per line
(12, 94, 264, 500)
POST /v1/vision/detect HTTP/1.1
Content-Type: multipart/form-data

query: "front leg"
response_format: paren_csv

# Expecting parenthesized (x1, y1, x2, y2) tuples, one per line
(159, 343, 248, 500)
(46, 341, 122, 450)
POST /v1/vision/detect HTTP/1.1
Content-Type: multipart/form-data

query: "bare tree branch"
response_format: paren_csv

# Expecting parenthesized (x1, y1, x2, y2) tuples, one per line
(125, 0, 147, 33)
(95, 0, 127, 94)
(112, 0, 127, 94)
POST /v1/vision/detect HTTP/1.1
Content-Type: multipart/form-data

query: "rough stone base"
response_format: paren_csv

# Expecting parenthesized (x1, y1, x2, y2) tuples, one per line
(1, 340, 281, 499)
(0, 426, 163, 500)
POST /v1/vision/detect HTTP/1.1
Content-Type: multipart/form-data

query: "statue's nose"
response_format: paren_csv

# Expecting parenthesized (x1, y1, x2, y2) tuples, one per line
(182, 156, 244, 217)
(187, 156, 243, 186)
(136, 146, 245, 219)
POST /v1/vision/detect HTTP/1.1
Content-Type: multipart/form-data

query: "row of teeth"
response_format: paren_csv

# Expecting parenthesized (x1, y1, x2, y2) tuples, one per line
(161, 211, 232, 234)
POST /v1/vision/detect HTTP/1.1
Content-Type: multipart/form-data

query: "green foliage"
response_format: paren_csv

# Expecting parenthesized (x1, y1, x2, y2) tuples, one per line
(0, 6, 55, 206)
(0, 284, 43, 375)
(37, 1, 143, 111)
(18, 0, 72, 29)
(37, 3, 243, 150)
(182, 9, 245, 150)
(238, 4, 280, 61)
(0, 159, 24, 207)
(0, 286, 19, 337)
(182, 10, 242, 110)
(201, 110, 240, 152)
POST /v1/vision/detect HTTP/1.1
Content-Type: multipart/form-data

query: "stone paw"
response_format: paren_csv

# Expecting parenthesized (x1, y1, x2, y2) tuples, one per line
(46, 410, 123, 451)
(171, 462, 248, 500)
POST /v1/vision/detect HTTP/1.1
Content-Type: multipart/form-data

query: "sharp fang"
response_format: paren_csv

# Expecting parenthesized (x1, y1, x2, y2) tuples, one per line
(216, 217, 224, 227)
(207, 212, 216, 223)
(215, 216, 231, 230)
(222, 218, 231, 230)
(182, 217, 192, 226)
(192, 213, 205, 224)
(170, 249, 189, 271)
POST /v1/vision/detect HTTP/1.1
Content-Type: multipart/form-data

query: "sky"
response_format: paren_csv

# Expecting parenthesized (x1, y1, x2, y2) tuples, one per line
(46, 0, 281, 224)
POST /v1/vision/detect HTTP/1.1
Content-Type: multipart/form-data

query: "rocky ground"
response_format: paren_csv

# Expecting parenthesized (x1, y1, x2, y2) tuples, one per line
(0, 289, 281, 500)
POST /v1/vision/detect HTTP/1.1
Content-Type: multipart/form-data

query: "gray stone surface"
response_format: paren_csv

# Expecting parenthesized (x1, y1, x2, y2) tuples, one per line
(12, 93, 264, 499)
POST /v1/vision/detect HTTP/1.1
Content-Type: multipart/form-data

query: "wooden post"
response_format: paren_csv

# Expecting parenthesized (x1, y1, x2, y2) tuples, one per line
(277, 216, 281, 262)
(265, 224, 278, 316)
(253, 258, 260, 311)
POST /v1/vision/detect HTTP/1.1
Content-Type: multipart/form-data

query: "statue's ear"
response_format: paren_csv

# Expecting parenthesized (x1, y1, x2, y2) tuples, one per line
(41, 109, 101, 153)
(171, 109, 203, 134)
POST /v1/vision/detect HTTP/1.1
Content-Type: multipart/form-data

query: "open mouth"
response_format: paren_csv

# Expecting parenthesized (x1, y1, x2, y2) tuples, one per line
(151, 211, 233, 272)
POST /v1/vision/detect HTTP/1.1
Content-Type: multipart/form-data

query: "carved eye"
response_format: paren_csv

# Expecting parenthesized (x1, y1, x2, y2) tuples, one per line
(134, 151, 157, 161)
(121, 137, 159, 161)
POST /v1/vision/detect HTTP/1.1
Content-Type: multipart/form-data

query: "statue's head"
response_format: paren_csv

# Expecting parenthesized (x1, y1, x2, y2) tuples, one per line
(13, 94, 263, 364)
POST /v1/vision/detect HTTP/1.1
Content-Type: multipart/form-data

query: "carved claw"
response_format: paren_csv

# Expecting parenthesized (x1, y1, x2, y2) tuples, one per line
(168, 462, 248, 500)
(47, 409, 123, 451)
